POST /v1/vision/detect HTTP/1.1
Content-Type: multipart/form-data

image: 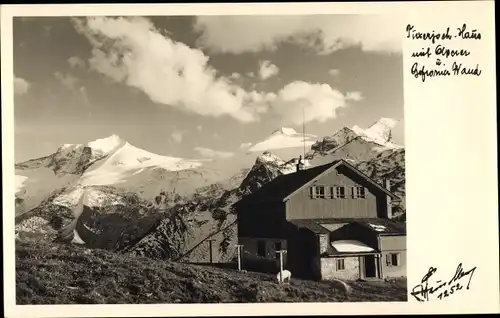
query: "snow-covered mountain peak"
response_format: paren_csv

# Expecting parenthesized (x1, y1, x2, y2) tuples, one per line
(256, 151, 285, 166)
(373, 117, 399, 128)
(247, 127, 317, 153)
(271, 127, 298, 135)
(352, 117, 402, 149)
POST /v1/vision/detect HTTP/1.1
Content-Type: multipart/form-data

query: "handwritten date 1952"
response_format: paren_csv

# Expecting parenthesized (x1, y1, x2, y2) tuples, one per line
(410, 263, 477, 302)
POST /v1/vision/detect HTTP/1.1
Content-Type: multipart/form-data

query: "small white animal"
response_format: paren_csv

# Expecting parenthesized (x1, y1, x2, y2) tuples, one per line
(331, 279, 352, 296)
(277, 269, 292, 284)
(241, 270, 247, 273)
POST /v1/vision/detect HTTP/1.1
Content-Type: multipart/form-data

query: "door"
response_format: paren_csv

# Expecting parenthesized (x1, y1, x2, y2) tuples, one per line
(364, 255, 377, 278)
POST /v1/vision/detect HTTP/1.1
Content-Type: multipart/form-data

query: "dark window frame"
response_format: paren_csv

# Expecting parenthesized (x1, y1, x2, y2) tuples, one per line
(336, 258, 346, 271)
(387, 253, 401, 266)
(356, 186, 366, 199)
(336, 186, 346, 199)
(316, 186, 326, 198)
(257, 240, 266, 257)
(274, 242, 282, 258)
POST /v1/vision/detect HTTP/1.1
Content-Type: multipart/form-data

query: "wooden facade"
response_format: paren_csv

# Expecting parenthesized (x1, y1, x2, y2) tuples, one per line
(285, 166, 389, 220)
(236, 160, 406, 281)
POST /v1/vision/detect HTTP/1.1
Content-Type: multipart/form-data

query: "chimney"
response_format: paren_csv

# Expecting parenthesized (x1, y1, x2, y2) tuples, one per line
(296, 155, 303, 171)
(385, 179, 392, 219)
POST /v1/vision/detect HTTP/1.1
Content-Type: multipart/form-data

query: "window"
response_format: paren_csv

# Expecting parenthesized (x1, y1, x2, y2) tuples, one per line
(356, 187, 366, 198)
(274, 242, 282, 258)
(329, 186, 336, 198)
(336, 186, 346, 199)
(386, 253, 401, 266)
(257, 241, 266, 257)
(316, 186, 325, 198)
(336, 258, 345, 271)
(352, 186, 366, 199)
(310, 186, 316, 198)
(310, 186, 326, 198)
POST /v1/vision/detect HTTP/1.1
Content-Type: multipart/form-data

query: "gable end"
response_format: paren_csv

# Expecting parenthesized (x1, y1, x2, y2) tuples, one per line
(282, 160, 399, 202)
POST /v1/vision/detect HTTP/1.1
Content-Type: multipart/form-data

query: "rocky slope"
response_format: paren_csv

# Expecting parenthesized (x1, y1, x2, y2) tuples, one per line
(16, 239, 408, 304)
(126, 152, 300, 263)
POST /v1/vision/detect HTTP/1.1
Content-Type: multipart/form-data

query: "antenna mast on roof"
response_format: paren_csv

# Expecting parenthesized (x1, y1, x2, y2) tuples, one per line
(302, 105, 306, 165)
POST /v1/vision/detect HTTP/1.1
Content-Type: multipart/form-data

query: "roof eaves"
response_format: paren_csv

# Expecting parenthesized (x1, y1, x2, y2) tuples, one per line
(338, 159, 400, 199)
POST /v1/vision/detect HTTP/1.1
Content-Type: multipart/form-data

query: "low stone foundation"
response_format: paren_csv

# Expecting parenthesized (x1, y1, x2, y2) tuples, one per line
(320, 257, 360, 281)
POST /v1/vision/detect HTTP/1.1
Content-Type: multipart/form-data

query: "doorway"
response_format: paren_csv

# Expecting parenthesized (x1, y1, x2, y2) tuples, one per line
(364, 255, 377, 278)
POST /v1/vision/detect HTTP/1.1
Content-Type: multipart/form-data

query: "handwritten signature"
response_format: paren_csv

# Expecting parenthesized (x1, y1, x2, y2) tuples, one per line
(410, 263, 477, 302)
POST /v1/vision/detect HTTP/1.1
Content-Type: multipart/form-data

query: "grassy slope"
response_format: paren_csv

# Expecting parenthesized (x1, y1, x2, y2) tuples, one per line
(16, 240, 407, 304)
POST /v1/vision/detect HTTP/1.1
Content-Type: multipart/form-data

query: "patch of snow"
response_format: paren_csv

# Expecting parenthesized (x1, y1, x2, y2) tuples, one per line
(54, 144, 84, 160)
(367, 224, 387, 232)
(80, 142, 204, 187)
(71, 229, 85, 244)
(15, 175, 28, 195)
(14, 167, 79, 217)
(331, 240, 375, 253)
(280, 163, 297, 175)
(371, 146, 390, 153)
(59, 143, 82, 151)
(52, 187, 85, 208)
(248, 127, 317, 152)
(53, 187, 122, 209)
(271, 127, 298, 135)
(257, 152, 286, 165)
(87, 134, 124, 155)
(352, 117, 403, 149)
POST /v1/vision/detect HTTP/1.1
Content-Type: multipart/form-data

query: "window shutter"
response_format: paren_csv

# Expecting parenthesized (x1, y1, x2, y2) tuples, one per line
(332, 186, 337, 199)
(351, 187, 357, 198)
(310, 186, 316, 199)
(396, 253, 401, 266)
(386, 254, 391, 266)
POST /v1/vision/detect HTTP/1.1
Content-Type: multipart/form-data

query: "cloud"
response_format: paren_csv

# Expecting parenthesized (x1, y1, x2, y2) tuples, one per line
(246, 72, 255, 78)
(266, 81, 356, 126)
(196, 125, 203, 132)
(169, 131, 184, 144)
(240, 142, 253, 150)
(71, 17, 364, 126)
(194, 15, 402, 55)
(72, 17, 260, 123)
(14, 76, 30, 95)
(68, 56, 86, 69)
(79, 86, 93, 117)
(258, 60, 279, 80)
(229, 72, 241, 80)
(194, 146, 235, 159)
(328, 69, 340, 76)
(54, 71, 80, 92)
(346, 91, 363, 101)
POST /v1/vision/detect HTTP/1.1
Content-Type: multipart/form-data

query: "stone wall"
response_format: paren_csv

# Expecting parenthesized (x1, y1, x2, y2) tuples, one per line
(318, 234, 329, 254)
(320, 256, 360, 281)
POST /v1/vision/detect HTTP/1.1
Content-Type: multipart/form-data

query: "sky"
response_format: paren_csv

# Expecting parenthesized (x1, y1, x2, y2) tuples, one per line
(13, 15, 404, 163)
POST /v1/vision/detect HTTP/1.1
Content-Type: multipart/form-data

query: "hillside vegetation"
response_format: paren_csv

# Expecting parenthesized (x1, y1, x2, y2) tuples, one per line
(16, 240, 407, 304)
